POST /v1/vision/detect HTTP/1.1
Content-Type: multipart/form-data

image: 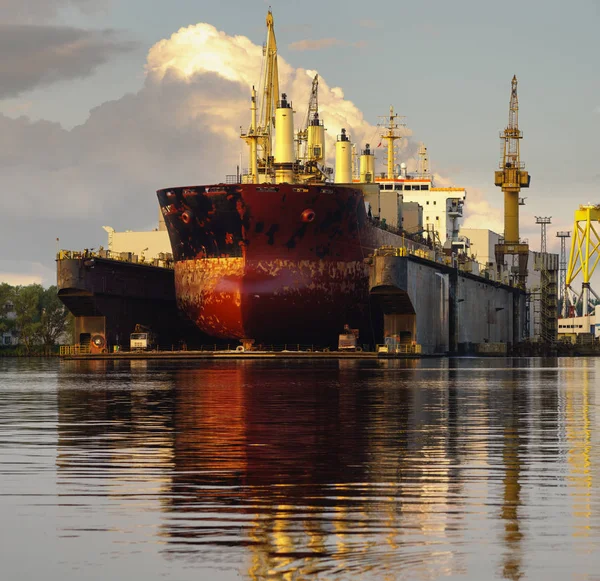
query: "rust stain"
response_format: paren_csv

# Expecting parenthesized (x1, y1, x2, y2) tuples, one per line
(175, 257, 368, 341)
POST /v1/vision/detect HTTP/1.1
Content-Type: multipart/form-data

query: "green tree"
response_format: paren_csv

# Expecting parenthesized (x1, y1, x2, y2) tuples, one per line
(13, 284, 43, 354)
(39, 286, 69, 347)
(0, 283, 15, 337)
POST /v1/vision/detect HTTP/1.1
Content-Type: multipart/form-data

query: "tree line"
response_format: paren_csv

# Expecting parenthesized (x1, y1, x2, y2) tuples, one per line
(0, 283, 72, 354)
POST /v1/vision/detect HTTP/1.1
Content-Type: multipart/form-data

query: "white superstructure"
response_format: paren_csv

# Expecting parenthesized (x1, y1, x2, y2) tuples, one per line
(354, 108, 466, 244)
(102, 211, 170, 262)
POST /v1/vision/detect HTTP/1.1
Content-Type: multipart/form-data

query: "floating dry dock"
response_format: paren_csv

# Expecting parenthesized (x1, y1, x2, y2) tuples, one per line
(60, 349, 399, 361)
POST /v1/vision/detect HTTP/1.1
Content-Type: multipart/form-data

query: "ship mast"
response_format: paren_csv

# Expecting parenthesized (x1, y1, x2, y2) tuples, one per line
(417, 143, 429, 176)
(241, 9, 280, 183)
(379, 106, 404, 179)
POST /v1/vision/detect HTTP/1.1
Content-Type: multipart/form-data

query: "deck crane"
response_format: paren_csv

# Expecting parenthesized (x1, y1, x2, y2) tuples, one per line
(241, 9, 279, 183)
(296, 74, 319, 158)
(494, 75, 531, 289)
(296, 74, 328, 181)
(304, 74, 320, 141)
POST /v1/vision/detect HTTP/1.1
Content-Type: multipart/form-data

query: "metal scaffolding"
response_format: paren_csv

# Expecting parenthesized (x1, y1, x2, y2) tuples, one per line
(556, 231, 571, 318)
(535, 216, 552, 253)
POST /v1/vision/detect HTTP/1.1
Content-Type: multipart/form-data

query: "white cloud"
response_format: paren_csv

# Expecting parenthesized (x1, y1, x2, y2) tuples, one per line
(461, 187, 504, 234)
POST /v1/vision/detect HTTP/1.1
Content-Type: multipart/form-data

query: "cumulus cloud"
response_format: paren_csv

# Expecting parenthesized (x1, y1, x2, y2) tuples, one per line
(145, 24, 405, 162)
(0, 20, 422, 281)
(461, 187, 504, 234)
(0, 25, 137, 98)
(0, 0, 109, 23)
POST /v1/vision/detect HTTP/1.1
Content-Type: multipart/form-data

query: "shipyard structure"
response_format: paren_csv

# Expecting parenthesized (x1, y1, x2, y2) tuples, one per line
(58, 11, 555, 355)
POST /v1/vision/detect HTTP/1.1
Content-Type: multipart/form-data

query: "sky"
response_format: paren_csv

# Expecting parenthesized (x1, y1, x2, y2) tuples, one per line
(1, 0, 599, 286)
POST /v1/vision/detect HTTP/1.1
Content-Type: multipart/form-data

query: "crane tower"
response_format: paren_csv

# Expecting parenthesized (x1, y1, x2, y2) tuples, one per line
(494, 76, 531, 288)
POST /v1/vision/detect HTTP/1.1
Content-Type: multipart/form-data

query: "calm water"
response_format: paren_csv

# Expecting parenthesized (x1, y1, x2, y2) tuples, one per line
(1, 357, 599, 580)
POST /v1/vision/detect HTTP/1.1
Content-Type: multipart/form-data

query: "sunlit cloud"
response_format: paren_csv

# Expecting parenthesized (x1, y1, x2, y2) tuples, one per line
(461, 187, 504, 234)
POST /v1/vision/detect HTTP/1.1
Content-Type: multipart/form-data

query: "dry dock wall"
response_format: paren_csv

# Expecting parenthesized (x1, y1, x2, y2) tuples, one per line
(453, 274, 523, 350)
(369, 255, 526, 355)
(57, 257, 203, 351)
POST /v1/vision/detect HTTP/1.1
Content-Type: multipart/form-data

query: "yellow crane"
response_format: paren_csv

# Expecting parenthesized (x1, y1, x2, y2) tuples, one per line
(241, 9, 279, 183)
(494, 76, 531, 288)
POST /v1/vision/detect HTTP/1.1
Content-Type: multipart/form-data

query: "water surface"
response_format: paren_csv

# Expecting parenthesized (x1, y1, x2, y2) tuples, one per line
(1, 357, 599, 580)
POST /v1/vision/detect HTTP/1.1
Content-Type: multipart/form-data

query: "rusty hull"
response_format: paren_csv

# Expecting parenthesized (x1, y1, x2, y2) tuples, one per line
(157, 183, 412, 344)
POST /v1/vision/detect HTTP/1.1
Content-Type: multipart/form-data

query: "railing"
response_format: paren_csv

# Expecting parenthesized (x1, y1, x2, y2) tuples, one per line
(57, 249, 174, 269)
(59, 343, 376, 354)
(194, 344, 325, 353)
(374, 244, 509, 284)
(60, 344, 91, 356)
(377, 344, 422, 355)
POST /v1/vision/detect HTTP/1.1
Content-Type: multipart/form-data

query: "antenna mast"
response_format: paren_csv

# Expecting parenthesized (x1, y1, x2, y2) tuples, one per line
(379, 106, 405, 179)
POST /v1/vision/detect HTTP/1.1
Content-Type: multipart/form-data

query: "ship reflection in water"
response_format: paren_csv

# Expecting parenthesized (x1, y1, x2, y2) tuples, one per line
(45, 358, 600, 579)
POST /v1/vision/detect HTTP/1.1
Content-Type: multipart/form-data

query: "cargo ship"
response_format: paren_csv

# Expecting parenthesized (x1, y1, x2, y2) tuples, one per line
(157, 11, 462, 346)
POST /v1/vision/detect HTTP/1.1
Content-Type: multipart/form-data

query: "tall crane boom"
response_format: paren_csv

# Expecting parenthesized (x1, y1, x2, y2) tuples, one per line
(241, 9, 280, 183)
(296, 74, 319, 160)
(304, 74, 319, 131)
(258, 9, 280, 160)
(495, 76, 530, 243)
(503, 76, 522, 172)
(296, 73, 327, 181)
(494, 75, 531, 289)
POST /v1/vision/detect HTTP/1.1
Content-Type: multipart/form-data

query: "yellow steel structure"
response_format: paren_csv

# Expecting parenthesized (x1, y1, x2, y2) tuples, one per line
(241, 10, 279, 183)
(295, 74, 330, 183)
(565, 204, 600, 316)
(379, 106, 404, 179)
(494, 76, 531, 288)
(495, 76, 530, 243)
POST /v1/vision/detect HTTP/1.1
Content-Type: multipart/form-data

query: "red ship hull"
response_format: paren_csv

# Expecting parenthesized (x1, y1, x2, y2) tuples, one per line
(157, 183, 421, 345)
